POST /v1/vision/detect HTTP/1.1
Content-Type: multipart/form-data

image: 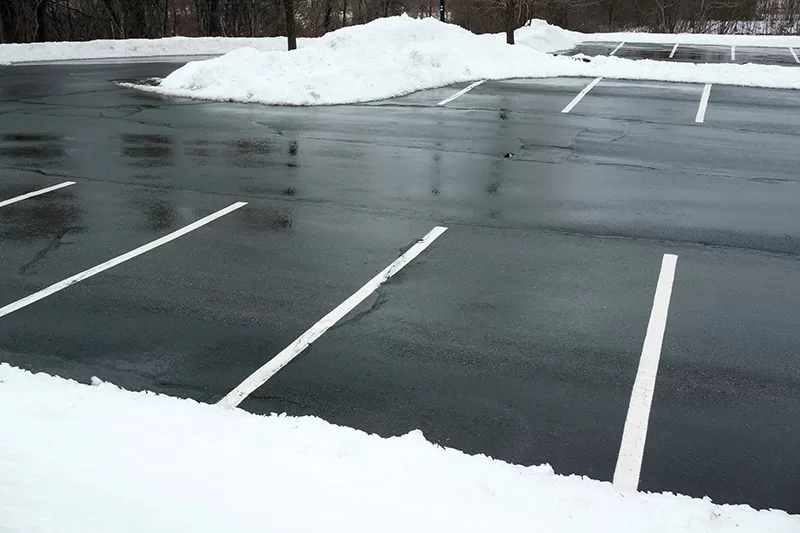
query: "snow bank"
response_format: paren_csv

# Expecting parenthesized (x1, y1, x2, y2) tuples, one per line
(0, 363, 797, 533)
(512, 19, 584, 53)
(146, 16, 800, 106)
(0, 17, 570, 66)
(4, 17, 800, 67)
(0, 35, 299, 66)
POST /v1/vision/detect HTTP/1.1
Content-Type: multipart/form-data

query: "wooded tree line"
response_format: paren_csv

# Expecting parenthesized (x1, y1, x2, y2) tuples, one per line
(0, 0, 797, 44)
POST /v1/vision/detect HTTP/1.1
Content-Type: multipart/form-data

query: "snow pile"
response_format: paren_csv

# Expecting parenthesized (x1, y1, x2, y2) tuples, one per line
(147, 16, 800, 105)
(512, 19, 584, 53)
(0, 35, 300, 66)
(0, 363, 797, 533)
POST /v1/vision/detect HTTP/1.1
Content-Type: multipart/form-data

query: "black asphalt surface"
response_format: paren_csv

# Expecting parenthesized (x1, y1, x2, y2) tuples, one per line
(569, 41, 800, 66)
(0, 58, 799, 514)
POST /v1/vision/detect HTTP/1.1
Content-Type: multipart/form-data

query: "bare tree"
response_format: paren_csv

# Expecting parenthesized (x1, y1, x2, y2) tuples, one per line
(0, 0, 795, 45)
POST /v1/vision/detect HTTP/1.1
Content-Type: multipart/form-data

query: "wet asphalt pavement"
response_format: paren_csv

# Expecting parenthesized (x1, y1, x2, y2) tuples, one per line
(568, 41, 800, 65)
(0, 57, 799, 513)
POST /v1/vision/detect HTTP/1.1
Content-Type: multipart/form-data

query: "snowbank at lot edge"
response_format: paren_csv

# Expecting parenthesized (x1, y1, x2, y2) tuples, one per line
(0, 363, 797, 533)
(0, 17, 571, 65)
(0, 35, 303, 65)
(4, 16, 800, 66)
(146, 16, 800, 106)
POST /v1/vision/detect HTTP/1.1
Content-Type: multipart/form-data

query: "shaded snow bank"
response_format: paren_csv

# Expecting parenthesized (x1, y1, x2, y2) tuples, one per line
(0, 35, 303, 66)
(0, 364, 798, 533)
(148, 16, 800, 106)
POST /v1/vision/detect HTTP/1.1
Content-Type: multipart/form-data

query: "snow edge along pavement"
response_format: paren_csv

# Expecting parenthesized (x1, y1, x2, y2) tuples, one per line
(1, 363, 798, 533)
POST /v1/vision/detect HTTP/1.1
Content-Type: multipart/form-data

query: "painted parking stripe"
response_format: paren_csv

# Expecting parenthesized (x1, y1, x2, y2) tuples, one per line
(0, 202, 247, 319)
(0, 181, 75, 208)
(613, 254, 678, 492)
(561, 77, 602, 114)
(610, 42, 625, 56)
(437, 80, 486, 106)
(731, 45, 736, 61)
(695, 83, 712, 123)
(791, 47, 800, 64)
(669, 43, 679, 58)
(218, 226, 448, 409)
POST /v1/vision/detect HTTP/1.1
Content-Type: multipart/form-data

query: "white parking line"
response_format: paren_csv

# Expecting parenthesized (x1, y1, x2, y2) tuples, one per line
(695, 83, 712, 123)
(218, 226, 448, 409)
(613, 254, 678, 492)
(610, 42, 625, 56)
(561, 77, 602, 114)
(731, 45, 736, 61)
(0, 202, 247, 319)
(669, 43, 679, 58)
(437, 80, 486, 106)
(0, 181, 76, 209)
(791, 47, 800, 64)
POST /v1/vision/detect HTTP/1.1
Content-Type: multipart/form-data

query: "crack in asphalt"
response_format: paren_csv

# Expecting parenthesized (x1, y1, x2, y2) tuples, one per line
(18, 227, 75, 276)
(608, 121, 633, 143)
(330, 289, 390, 332)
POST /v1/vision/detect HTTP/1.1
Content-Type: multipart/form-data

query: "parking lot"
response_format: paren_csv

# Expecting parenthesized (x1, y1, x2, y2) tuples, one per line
(1, 50, 798, 514)
(566, 40, 800, 65)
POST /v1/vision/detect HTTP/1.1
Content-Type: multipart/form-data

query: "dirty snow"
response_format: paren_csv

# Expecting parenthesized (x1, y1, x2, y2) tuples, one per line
(0, 363, 797, 533)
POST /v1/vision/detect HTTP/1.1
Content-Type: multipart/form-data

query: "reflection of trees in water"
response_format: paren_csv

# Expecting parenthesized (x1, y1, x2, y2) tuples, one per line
(118, 134, 174, 168)
(241, 205, 295, 232)
(0, 132, 82, 245)
(225, 138, 274, 168)
(0, 133, 67, 162)
(430, 142, 443, 196)
(0, 187, 85, 243)
(127, 190, 178, 233)
(186, 139, 212, 159)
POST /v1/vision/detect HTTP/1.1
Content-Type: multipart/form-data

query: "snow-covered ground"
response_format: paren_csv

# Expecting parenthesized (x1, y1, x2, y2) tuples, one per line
(0, 363, 797, 533)
(0, 35, 304, 66)
(136, 16, 800, 105)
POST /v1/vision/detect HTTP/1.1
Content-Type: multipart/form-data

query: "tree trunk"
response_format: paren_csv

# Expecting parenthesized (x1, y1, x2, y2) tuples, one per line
(505, 0, 516, 44)
(284, 0, 297, 50)
(323, 0, 333, 32)
(128, 0, 148, 38)
(209, 0, 221, 35)
(1, 0, 17, 42)
(164, 0, 171, 37)
(35, 0, 48, 42)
